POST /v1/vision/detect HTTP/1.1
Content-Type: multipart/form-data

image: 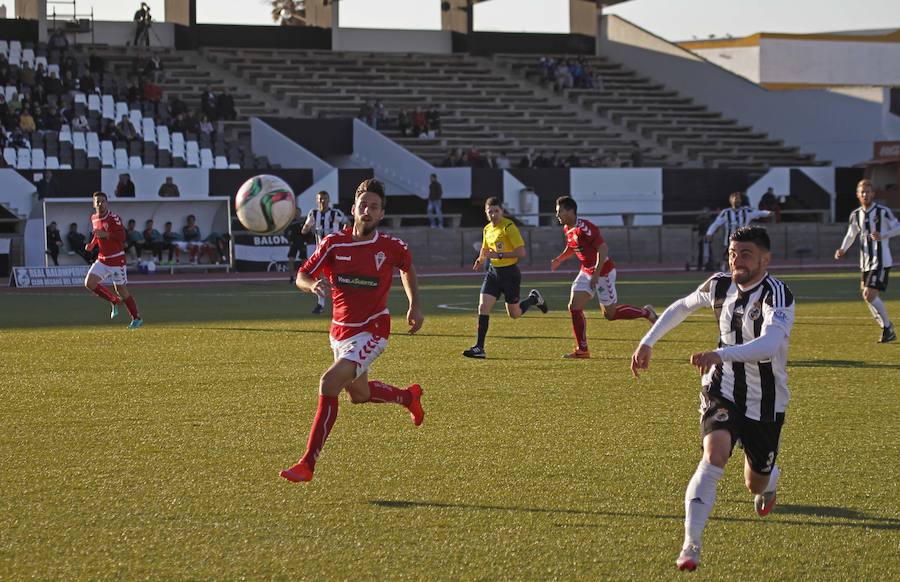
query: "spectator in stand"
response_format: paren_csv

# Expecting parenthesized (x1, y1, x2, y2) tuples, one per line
(554, 62, 573, 91)
(31, 83, 47, 106)
(0, 95, 7, 126)
(170, 96, 187, 117)
(758, 187, 782, 223)
(126, 79, 141, 105)
(8, 93, 22, 118)
(99, 118, 117, 141)
(8, 129, 28, 148)
(216, 90, 236, 121)
(162, 221, 181, 263)
(19, 109, 36, 134)
(397, 108, 410, 137)
(630, 141, 644, 168)
(426, 107, 441, 137)
(46, 221, 63, 266)
(44, 71, 63, 96)
(142, 219, 165, 263)
(518, 152, 534, 168)
(533, 151, 550, 168)
(200, 87, 217, 120)
(125, 219, 143, 263)
(20, 61, 35, 87)
(144, 55, 163, 82)
(564, 152, 581, 168)
(48, 28, 69, 54)
(143, 80, 162, 103)
(411, 106, 427, 137)
(441, 149, 458, 167)
(79, 73, 96, 95)
(182, 214, 203, 264)
(67, 222, 94, 264)
(495, 151, 511, 170)
(466, 146, 483, 167)
(42, 106, 61, 133)
(357, 100, 374, 127)
(198, 115, 214, 139)
(36, 171, 60, 199)
(427, 173, 443, 229)
(116, 115, 138, 142)
(0, 65, 10, 87)
(115, 173, 136, 198)
(71, 111, 90, 132)
(373, 100, 386, 130)
(61, 70, 77, 93)
(158, 176, 180, 198)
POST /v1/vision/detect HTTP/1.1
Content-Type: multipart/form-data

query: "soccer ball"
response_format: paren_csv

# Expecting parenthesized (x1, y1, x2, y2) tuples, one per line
(234, 174, 296, 234)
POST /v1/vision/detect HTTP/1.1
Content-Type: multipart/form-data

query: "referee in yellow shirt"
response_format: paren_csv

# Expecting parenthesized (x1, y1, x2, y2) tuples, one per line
(463, 197, 548, 359)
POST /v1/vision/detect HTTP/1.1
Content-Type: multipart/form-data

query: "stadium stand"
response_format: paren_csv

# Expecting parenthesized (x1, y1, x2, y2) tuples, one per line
(0, 40, 269, 170)
(201, 47, 673, 168)
(495, 54, 822, 170)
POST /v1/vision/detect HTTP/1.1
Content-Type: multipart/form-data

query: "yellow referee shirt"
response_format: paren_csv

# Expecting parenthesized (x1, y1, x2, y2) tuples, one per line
(482, 218, 524, 267)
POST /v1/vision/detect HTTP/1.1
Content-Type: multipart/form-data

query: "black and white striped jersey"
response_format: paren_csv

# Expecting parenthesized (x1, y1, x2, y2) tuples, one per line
(706, 206, 771, 247)
(641, 272, 795, 422)
(305, 208, 348, 245)
(839, 203, 900, 272)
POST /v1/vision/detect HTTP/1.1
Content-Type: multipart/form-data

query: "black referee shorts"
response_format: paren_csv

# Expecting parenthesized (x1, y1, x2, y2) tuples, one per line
(699, 388, 784, 475)
(480, 264, 522, 304)
(862, 267, 890, 291)
(287, 242, 307, 260)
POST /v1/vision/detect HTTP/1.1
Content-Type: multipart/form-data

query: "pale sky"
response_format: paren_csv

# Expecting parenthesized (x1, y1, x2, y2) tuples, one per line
(9, 0, 900, 38)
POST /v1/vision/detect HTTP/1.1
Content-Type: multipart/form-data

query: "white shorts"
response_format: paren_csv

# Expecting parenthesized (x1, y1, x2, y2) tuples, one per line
(571, 268, 617, 306)
(330, 332, 388, 378)
(86, 261, 128, 285)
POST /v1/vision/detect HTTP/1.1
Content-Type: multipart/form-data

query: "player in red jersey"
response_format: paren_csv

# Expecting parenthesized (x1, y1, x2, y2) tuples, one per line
(83, 191, 143, 329)
(280, 178, 425, 483)
(550, 196, 655, 358)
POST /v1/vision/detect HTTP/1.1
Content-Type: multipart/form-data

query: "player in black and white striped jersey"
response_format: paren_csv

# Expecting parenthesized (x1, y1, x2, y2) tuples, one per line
(834, 179, 899, 343)
(630, 226, 794, 572)
(706, 192, 771, 269)
(302, 190, 349, 314)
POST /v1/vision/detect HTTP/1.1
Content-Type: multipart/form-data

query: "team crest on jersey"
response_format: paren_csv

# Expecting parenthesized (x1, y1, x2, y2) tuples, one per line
(496, 241, 504, 250)
(747, 303, 762, 321)
(374, 251, 386, 271)
(713, 408, 730, 422)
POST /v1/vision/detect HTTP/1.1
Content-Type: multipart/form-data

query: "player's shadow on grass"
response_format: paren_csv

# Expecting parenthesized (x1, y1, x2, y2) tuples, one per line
(790, 359, 900, 370)
(369, 499, 900, 531)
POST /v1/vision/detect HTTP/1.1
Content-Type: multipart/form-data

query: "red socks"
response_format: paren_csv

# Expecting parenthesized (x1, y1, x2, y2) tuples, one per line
(570, 309, 588, 351)
(300, 394, 339, 471)
(124, 296, 140, 319)
(367, 380, 412, 406)
(610, 305, 650, 320)
(91, 284, 119, 304)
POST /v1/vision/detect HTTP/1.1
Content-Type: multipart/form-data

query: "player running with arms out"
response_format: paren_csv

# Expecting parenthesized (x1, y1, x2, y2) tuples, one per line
(551, 195, 657, 358)
(83, 191, 143, 329)
(280, 179, 425, 484)
(834, 179, 899, 343)
(463, 197, 548, 359)
(706, 191, 771, 270)
(301, 190, 349, 314)
(630, 226, 794, 572)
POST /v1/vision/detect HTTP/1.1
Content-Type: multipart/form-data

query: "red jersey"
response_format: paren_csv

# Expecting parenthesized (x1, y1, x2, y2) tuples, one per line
(300, 230, 412, 341)
(564, 218, 614, 276)
(90, 211, 127, 267)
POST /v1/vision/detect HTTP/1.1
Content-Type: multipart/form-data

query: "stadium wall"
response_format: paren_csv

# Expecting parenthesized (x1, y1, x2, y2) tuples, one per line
(334, 28, 452, 54)
(455, 31, 595, 55)
(683, 35, 900, 88)
(174, 24, 331, 50)
(599, 15, 890, 166)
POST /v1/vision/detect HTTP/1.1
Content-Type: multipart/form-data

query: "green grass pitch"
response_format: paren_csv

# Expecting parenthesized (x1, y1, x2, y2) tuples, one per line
(1, 271, 898, 579)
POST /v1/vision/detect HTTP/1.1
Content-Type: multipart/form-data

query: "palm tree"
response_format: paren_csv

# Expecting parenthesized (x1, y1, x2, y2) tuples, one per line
(269, 0, 306, 26)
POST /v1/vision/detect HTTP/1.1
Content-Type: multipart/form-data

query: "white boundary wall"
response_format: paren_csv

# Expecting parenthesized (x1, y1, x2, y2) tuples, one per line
(692, 37, 900, 87)
(600, 16, 893, 166)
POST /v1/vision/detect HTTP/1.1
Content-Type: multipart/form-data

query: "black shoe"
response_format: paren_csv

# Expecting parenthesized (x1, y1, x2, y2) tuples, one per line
(462, 346, 486, 359)
(530, 289, 548, 314)
(312, 304, 324, 315)
(880, 325, 896, 343)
